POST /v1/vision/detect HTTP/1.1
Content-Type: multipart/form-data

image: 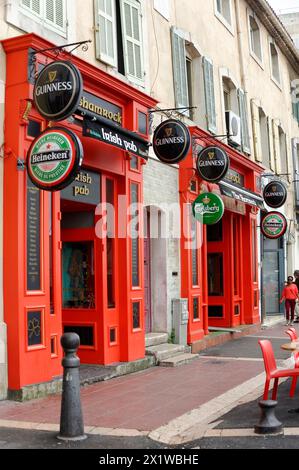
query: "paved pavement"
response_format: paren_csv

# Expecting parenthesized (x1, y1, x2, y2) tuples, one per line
(1, 319, 299, 449)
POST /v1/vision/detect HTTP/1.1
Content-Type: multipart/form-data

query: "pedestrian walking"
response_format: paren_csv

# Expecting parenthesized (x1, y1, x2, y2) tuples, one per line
(293, 270, 299, 323)
(280, 276, 299, 326)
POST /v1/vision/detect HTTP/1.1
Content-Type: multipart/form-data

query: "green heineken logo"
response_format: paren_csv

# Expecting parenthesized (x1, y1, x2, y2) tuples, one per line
(261, 212, 287, 239)
(192, 193, 224, 225)
(27, 127, 83, 192)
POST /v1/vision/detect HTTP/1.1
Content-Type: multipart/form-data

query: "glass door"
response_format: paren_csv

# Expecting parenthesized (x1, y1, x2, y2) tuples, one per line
(262, 237, 285, 315)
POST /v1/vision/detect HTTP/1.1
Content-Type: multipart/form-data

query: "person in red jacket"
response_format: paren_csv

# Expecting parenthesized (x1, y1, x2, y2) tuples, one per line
(280, 276, 299, 326)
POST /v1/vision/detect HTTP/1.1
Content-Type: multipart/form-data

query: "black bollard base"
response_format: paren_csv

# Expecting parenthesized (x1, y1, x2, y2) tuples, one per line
(57, 434, 87, 442)
(254, 400, 283, 435)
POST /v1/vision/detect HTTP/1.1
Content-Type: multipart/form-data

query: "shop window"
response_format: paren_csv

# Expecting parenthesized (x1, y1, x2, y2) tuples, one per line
(27, 311, 43, 347)
(131, 182, 140, 287)
(132, 301, 141, 329)
(270, 41, 280, 85)
(62, 241, 95, 309)
(13, 0, 67, 37)
(95, 0, 144, 86)
(208, 305, 223, 318)
(61, 211, 94, 229)
(130, 155, 139, 171)
(138, 111, 147, 135)
(249, 15, 262, 62)
(207, 220, 223, 242)
(193, 297, 199, 320)
(191, 216, 199, 286)
(64, 325, 94, 346)
(251, 220, 257, 283)
(208, 253, 224, 296)
(106, 179, 116, 308)
(27, 119, 41, 138)
(27, 176, 41, 292)
(51, 335, 58, 357)
(109, 327, 117, 344)
(234, 305, 240, 316)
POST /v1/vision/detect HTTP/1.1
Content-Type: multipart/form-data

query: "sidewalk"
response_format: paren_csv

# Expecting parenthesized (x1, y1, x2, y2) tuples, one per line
(0, 319, 295, 447)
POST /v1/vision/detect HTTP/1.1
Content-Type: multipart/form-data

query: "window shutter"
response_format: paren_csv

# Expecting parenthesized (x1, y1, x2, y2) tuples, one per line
(272, 119, 281, 174)
(292, 139, 299, 204)
(250, 100, 262, 162)
(95, 0, 117, 67)
(171, 27, 189, 109)
(203, 57, 217, 134)
(267, 117, 275, 172)
(286, 135, 291, 183)
(45, 0, 65, 30)
(21, 0, 41, 15)
(120, 0, 144, 83)
(238, 89, 251, 154)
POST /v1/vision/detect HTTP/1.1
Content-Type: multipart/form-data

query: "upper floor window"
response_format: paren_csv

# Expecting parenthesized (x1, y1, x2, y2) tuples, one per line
(215, 0, 232, 28)
(95, 0, 144, 86)
(20, 0, 66, 34)
(249, 14, 262, 62)
(270, 41, 281, 85)
(153, 0, 169, 20)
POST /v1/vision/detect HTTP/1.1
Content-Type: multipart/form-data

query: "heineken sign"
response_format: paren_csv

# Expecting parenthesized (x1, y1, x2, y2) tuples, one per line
(196, 146, 229, 183)
(27, 127, 83, 191)
(192, 193, 225, 225)
(261, 212, 287, 239)
(153, 119, 191, 164)
(263, 181, 287, 208)
(33, 61, 83, 121)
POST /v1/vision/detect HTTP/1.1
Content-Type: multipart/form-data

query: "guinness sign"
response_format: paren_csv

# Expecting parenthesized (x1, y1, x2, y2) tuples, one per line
(261, 211, 287, 239)
(196, 146, 229, 183)
(263, 181, 287, 208)
(27, 127, 83, 191)
(153, 119, 191, 164)
(33, 61, 83, 121)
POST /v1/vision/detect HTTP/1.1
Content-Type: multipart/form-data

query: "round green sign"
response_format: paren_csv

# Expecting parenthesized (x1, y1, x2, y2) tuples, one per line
(192, 193, 224, 225)
(27, 127, 83, 191)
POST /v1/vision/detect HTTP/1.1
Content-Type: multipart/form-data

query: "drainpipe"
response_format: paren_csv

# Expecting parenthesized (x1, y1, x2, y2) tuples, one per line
(235, 0, 247, 92)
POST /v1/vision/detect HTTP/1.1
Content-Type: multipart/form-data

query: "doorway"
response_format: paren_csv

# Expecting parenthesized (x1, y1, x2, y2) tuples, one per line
(262, 236, 285, 315)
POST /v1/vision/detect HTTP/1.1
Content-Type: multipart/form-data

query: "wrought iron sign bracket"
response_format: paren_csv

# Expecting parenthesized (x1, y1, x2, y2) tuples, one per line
(149, 106, 197, 121)
(29, 40, 92, 81)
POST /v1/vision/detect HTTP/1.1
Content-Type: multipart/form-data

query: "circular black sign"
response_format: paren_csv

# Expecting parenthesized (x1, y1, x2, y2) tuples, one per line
(153, 119, 191, 164)
(27, 126, 84, 192)
(196, 146, 229, 183)
(33, 61, 83, 121)
(263, 181, 287, 208)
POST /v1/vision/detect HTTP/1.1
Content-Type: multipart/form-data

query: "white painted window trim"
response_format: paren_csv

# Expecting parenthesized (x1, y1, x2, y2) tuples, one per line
(214, 0, 234, 36)
(247, 10, 264, 69)
(269, 38, 282, 91)
(219, 68, 240, 138)
(7, 0, 67, 40)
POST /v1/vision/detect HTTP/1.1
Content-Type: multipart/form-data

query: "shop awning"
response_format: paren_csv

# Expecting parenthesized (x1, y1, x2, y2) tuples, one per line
(219, 181, 264, 209)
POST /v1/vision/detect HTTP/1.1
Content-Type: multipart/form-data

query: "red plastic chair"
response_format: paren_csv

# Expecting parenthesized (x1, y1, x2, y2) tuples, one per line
(285, 328, 299, 393)
(286, 328, 298, 341)
(258, 339, 299, 400)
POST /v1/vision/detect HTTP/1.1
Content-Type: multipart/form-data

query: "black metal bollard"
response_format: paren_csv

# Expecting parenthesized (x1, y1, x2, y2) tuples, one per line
(254, 400, 283, 434)
(57, 333, 87, 441)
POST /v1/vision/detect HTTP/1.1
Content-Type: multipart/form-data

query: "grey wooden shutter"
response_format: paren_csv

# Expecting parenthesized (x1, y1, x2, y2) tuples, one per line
(171, 27, 189, 109)
(21, 0, 41, 15)
(251, 99, 263, 162)
(292, 138, 299, 205)
(121, 0, 144, 83)
(272, 119, 281, 174)
(267, 117, 275, 172)
(238, 89, 251, 154)
(203, 57, 217, 134)
(45, 0, 65, 30)
(95, 0, 117, 67)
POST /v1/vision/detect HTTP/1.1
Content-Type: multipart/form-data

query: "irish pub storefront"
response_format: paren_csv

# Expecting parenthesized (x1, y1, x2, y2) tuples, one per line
(1, 33, 157, 393)
(179, 127, 264, 350)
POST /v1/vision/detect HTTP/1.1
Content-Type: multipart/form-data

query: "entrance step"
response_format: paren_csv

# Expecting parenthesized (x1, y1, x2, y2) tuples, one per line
(145, 332, 169, 348)
(159, 353, 199, 367)
(145, 343, 190, 362)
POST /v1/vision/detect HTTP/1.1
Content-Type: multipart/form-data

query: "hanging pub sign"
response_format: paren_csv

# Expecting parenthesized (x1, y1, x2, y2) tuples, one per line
(261, 211, 287, 239)
(192, 193, 225, 225)
(153, 119, 191, 164)
(196, 146, 229, 183)
(33, 61, 83, 121)
(27, 127, 83, 191)
(263, 181, 287, 208)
